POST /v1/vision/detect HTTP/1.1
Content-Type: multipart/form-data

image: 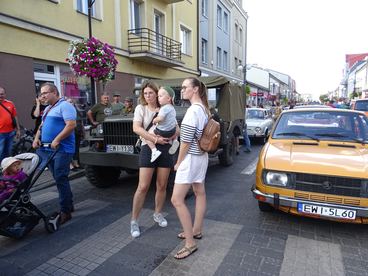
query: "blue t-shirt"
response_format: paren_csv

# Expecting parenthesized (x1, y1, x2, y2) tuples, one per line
(41, 98, 76, 153)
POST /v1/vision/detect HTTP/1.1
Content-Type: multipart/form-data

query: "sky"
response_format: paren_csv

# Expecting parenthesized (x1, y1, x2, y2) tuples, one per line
(242, 0, 368, 99)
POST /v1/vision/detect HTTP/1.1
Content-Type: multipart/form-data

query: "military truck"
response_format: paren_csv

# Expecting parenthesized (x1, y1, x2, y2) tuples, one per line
(80, 76, 245, 188)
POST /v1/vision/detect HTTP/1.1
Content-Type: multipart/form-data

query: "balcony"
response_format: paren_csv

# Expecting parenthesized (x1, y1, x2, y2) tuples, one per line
(128, 28, 183, 67)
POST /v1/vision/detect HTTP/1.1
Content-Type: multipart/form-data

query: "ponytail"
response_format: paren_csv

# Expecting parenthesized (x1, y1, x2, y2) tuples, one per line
(186, 77, 210, 114)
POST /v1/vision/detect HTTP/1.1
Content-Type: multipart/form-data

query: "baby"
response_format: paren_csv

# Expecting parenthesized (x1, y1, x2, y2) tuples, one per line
(0, 157, 28, 203)
(146, 86, 179, 162)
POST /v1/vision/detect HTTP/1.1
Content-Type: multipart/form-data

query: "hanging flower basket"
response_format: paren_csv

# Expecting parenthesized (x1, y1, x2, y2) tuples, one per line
(66, 37, 118, 83)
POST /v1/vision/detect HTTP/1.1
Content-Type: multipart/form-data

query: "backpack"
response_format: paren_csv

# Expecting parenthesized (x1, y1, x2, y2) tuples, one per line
(195, 104, 221, 153)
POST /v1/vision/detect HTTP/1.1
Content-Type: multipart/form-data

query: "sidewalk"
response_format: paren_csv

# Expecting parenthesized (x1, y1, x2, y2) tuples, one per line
(30, 167, 85, 192)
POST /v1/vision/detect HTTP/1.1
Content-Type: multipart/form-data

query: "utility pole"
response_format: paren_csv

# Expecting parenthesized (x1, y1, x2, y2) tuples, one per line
(88, 0, 96, 105)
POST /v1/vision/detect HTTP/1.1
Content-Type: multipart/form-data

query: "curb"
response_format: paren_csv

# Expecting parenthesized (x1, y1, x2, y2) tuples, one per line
(30, 170, 85, 192)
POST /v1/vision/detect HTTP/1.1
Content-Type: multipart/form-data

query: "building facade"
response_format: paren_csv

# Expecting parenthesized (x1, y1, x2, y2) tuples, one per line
(0, 0, 198, 129)
(199, 0, 247, 84)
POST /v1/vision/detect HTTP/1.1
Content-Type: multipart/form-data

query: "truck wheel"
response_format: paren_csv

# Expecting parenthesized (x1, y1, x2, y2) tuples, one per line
(258, 201, 274, 212)
(85, 165, 121, 188)
(218, 136, 236, 166)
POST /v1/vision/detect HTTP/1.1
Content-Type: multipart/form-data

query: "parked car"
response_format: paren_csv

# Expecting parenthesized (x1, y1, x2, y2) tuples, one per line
(252, 108, 368, 223)
(294, 104, 331, 109)
(351, 99, 368, 116)
(246, 108, 274, 144)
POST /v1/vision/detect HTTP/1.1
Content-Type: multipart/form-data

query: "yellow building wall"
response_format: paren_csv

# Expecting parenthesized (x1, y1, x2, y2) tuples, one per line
(0, 0, 198, 79)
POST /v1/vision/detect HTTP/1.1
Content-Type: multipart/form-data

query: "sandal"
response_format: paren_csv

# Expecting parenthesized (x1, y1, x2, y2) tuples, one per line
(174, 245, 198, 260)
(177, 232, 202, 240)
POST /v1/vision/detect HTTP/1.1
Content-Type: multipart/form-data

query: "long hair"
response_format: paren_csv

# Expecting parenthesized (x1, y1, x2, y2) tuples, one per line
(186, 77, 209, 112)
(139, 80, 159, 106)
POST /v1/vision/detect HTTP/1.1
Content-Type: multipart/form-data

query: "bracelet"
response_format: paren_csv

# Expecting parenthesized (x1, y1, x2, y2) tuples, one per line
(154, 137, 158, 144)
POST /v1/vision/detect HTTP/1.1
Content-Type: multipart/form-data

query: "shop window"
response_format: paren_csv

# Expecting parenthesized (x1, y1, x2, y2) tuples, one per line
(33, 63, 55, 74)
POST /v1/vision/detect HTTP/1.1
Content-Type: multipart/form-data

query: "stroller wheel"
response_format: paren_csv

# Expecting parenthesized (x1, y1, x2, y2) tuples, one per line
(45, 212, 60, 233)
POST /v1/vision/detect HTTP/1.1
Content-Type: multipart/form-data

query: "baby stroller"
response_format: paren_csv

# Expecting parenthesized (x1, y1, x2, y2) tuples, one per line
(0, 151, 60, 239)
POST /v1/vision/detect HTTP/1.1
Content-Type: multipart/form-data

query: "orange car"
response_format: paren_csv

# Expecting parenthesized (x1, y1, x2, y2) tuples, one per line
(252, 108, 368, 223)
(352, 99, 368, 116)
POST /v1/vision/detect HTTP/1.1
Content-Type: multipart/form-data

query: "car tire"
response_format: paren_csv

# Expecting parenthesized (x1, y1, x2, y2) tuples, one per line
(85, 165, 121, 188)
(218, 136, 236, 166)
(260, 130, 268, 144)
(258, 201, 274, 212)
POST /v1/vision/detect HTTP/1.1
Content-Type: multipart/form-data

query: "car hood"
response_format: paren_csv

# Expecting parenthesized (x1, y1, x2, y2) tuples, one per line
(264, 141, 368, 178)
(247, 119, 265, 127)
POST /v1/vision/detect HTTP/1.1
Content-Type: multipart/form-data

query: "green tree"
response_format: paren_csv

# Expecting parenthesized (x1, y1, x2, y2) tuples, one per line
(319, 94, 329, 103)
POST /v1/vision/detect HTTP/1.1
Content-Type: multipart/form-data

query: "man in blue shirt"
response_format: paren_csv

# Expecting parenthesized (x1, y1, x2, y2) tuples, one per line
(32, 83, 76, 224)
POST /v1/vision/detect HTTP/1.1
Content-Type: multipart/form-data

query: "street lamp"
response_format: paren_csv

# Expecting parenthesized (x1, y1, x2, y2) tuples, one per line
(88, 0, 96, 105)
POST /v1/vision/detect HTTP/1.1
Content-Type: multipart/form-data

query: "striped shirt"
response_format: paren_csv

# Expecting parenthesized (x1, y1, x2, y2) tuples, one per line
(180, 104, 208, 155)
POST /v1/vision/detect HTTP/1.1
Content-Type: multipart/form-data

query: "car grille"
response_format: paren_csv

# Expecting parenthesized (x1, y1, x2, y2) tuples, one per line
(294, 173, 365, 197)
(103, 121, 138, 146)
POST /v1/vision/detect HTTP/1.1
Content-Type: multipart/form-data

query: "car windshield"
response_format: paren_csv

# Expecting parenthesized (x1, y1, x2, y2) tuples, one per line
(248, 110, 265, 119)
(272, 111, 368, 143)
(355, 101, 368, 111)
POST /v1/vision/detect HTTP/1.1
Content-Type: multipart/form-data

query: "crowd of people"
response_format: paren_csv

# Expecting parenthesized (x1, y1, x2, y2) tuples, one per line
(0, 78, 214, 260)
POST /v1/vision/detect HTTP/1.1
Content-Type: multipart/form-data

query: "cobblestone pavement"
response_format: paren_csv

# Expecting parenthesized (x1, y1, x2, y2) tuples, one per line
(1, 145, 368, 275)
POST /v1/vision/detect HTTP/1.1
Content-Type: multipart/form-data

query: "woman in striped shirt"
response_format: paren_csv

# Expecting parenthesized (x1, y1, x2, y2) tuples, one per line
(171, 77, 209, 259)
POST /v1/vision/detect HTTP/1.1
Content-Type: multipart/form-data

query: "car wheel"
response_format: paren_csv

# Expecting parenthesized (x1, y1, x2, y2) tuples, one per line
(258, 201, 274, 212)
(260, 130, 268, 144)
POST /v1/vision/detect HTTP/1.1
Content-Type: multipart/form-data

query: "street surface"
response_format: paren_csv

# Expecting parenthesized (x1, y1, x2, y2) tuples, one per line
(1, 145, 368, 276)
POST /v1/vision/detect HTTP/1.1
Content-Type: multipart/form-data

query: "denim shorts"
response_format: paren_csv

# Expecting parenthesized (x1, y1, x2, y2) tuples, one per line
(139, 144, 173, 168)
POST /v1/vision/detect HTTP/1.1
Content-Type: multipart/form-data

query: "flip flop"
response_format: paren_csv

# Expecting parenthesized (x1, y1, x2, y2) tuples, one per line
(174, 245, 198, 260)
(177, 232, 202, 240)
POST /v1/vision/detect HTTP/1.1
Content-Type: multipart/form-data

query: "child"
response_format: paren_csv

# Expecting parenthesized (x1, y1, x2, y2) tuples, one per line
(0, 157, 28, 203)
(146, 86, 179, 162)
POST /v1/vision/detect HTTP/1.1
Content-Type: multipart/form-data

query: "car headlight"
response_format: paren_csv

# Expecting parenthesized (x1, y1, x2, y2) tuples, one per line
(255, 127, 262, 133)
(263, 171, 289, 186)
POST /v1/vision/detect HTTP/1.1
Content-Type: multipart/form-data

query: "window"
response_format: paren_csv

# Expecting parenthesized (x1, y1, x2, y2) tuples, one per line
(235, 23, 239, 41)
(217, 5, 222, 28)
(201, 39, 208, 64)
(180, 26, 191, 55)
(217, 47, 222, 69)
(223, 51, 228, 71)
(234, 57, 238, 74)
(201, 0, 208, 17)
(130, 0, 141, 30)
(239, 27, 243, 44)
(77, 0, 100, 18)
(223, 12, 228, 33)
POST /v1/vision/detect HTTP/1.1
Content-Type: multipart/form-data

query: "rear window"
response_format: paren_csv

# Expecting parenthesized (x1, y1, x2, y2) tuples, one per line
(354, 100, 368, 111)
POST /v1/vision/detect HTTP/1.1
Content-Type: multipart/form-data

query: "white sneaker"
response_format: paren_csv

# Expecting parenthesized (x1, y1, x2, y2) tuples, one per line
(150, 149, 162, 162)
(153, 213, 168, 227)
(169, 140, 180, 155)
(130, 220, 140, 238)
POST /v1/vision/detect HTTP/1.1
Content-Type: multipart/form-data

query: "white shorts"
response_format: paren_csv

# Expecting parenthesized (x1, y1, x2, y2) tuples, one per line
(175, 153, 208, 184)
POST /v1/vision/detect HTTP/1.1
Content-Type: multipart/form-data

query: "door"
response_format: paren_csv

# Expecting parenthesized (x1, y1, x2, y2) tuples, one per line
(154, 10, 164, 55)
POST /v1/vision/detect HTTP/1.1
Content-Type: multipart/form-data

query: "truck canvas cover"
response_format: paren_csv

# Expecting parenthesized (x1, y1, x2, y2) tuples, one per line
(154, 76, 245, 122)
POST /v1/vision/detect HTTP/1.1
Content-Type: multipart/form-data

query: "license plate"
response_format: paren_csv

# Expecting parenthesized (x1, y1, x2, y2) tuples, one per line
(106, 144, 134, 153)
(297, 203, 356, 220)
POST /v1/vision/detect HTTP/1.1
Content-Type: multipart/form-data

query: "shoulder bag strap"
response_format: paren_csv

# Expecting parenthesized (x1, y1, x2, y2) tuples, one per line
(0, 102, 14, 119)
(146, 112, 158, 131)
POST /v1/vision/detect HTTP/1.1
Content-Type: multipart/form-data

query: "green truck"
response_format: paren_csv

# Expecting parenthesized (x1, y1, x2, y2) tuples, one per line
(80, 76, 246, 187)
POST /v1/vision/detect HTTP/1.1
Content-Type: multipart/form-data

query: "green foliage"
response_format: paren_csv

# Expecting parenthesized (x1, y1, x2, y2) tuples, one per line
(319, 94, 329, 103)
(245, 85, 250, 95)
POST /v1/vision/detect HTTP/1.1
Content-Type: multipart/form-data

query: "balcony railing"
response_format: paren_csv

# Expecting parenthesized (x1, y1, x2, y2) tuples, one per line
(128, 28, 183, 67)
